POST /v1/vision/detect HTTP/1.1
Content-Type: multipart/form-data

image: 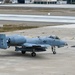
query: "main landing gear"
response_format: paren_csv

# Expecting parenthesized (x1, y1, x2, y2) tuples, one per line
(31, 52, 36, 57)
(51, 46, 56, 54)
(21, 50, 36, 57)
(31, 49, 36, 57)
(21, 51, 26, 54)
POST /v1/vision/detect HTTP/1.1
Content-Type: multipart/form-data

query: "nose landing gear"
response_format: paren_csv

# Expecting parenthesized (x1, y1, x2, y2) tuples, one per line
(51, 46, 56, 54)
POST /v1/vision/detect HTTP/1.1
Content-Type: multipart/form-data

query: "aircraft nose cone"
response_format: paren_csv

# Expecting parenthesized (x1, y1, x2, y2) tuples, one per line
(64, 42, 68, 46)
(61, 41, 68, 46)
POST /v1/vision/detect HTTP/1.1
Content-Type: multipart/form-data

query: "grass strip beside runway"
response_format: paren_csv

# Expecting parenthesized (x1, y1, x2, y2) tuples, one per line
(0, 24, 39, 32)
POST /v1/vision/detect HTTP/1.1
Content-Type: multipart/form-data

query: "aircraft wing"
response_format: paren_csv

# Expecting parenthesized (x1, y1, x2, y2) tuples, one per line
(22, 43, 50, 48)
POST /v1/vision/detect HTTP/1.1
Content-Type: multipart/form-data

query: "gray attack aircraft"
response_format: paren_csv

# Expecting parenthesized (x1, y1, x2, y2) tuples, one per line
(0, 34, 68, 57)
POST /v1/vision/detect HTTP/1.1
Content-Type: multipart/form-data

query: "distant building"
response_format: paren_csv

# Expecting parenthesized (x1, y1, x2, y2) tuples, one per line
(10, 0, 58, 4)
(0, 0, 5, 3)
(10, 0, 32, 4)
(57, 0, 67, 4)
(3, 0, 75, 4)
(4, 0, 11, 3)
(18, 0, 24, 3)
(25, 0, 32, 3)
(10, 0, 17, 3)
(67, 0, 75, 4)
(33, 0, 67, 4)
(33, 0, 57, 4)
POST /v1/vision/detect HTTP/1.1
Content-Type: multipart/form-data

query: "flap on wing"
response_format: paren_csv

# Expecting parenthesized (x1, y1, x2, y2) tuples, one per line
(22, 43, 50, 48)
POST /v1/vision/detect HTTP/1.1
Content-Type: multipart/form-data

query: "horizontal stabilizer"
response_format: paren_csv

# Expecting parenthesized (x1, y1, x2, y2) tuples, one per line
(0, 34, 7, 49)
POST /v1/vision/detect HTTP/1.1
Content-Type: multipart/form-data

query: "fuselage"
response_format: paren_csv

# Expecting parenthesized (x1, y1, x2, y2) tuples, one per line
(6, 35, 67, 48)
(0, 34, 68, 56)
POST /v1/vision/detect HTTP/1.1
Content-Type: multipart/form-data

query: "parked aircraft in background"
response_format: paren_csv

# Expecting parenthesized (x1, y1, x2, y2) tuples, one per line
(0, 34, 68, 57)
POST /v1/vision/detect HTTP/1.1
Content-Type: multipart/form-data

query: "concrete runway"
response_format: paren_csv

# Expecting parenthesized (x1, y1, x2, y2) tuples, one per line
(0, 43, 75, 75)
(0, 5, 75, 26)
(0, 25, 75, 75)
(0, 14, 75, 23)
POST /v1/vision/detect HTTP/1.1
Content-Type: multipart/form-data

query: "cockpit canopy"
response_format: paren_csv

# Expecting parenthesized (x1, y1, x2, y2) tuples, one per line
(49, 35, 60, 40)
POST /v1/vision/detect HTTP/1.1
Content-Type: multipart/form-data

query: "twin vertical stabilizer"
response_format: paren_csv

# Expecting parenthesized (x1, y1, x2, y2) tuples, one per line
(0, 34, 7, 49)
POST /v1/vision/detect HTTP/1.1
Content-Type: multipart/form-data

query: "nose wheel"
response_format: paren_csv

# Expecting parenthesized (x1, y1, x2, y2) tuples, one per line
(51, 46, 56, 54)
(53, 51, 56, 54)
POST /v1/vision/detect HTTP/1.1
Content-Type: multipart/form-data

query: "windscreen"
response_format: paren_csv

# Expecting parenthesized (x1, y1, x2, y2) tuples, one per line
(49, 36, 60, 40)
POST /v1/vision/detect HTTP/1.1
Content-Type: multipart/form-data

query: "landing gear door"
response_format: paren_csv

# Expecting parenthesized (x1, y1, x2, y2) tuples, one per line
(0, 34, 7, 49)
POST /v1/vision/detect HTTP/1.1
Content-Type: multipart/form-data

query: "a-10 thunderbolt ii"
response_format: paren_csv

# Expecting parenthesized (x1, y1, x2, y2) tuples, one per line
(0, 34, 68, 57)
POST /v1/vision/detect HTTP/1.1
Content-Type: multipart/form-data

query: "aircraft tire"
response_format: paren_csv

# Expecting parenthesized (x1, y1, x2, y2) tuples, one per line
(31, 52, 36, 57)
(53, 51, 56, 54)
(21, 51, 26, 54)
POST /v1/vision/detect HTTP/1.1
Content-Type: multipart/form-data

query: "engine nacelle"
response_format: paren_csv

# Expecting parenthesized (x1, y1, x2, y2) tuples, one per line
(7, 35, 26, 45)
